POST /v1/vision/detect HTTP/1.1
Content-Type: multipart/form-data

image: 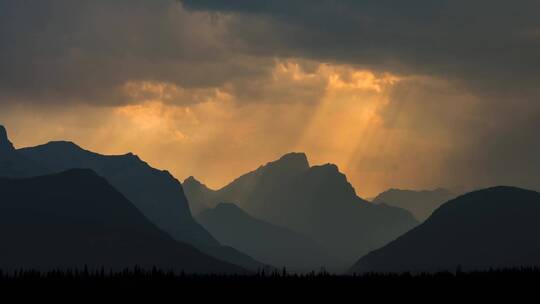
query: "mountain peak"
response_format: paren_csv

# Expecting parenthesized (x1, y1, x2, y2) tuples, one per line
(184, 176, 202, 185)
(278, 152, 309, 165)
(45, 140, 83, 150)
(0, 125, 15, 153)
(183, 176, 212, 191)
(118, 152, 143, 163)
(267, 152, 309, 172)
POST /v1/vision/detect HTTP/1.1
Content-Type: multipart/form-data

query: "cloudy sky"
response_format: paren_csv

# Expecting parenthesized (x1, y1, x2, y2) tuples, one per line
(1, 0, 539, 197)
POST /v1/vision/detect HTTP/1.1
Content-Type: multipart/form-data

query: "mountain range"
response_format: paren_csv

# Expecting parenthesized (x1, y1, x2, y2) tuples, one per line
(0, 169, 247, 274)
(351, 186, 540, 273)
(0, 125, 264, 271)
(373, 188, 456, 221)
(5, 124, 540, 274)
(183, 152, 419, 263)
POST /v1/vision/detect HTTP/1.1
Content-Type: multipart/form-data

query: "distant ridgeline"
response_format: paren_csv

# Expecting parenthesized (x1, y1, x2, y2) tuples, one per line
(372, 188, 457, 221)
(351, 187, 540, 273)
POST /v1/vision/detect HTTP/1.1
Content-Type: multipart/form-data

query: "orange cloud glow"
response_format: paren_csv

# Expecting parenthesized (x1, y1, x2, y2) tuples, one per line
(0, 59, 477, 197)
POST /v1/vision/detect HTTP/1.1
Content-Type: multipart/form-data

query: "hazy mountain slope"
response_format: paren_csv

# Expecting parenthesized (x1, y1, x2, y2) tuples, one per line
(197, 203, 344, 272)
(184, 153, 418, 263)
(183, 176, 215, 215)
(351, 186, 540, 273)
(373, 188, 456, 221)
(185, 153, 311, 214)
(0, 169, 248, 274)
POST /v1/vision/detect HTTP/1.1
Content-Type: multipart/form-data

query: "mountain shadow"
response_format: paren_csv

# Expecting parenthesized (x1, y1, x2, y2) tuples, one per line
(0, 126, 48, 178)
(13, 132, 264, 271)
(373, 188, 456, 221)
(0, 169, 248, 274)
(197, 203, 345, 272)
(184, 152, 418, 263)
(351, 186, 540, 273)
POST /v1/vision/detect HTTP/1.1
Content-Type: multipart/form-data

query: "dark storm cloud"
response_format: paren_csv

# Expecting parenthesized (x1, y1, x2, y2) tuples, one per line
(181, 0, 540, 190)
(3, 0, 539, 104)
(0, 0, 268, 105)
(182, 0, 540, 99)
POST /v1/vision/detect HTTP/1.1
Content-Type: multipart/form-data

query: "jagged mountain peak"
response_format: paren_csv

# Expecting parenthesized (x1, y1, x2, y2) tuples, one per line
(270, 152, 310, 171)
(184, 175, 204, 186)
(0, 125, 15, 153)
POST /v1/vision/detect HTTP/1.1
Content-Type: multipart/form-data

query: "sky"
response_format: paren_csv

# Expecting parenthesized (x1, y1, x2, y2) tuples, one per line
(1, 0, 539, 197)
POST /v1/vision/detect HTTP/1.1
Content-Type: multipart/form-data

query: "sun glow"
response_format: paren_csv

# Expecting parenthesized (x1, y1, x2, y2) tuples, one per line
(1, 58, 467, 197)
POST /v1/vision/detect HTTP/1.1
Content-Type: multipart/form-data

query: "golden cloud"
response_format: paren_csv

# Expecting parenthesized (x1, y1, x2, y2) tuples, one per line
(0, 59, 483, 197)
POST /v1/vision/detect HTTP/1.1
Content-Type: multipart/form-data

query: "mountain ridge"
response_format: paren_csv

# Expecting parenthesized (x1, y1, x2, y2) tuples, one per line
(0, 169, 249, 274)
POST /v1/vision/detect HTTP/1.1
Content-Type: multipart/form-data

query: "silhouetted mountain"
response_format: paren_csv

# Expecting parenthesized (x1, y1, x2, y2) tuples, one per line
(0, 125, 48, 178)
(20, 141, 216, 248)
(197, 203, 344, 272)
(351, 186, 540, 273)
(184, 152, 418, 263)
(373, 188, 456, 221)
(0, 169, 248, 274)
(18, 139, 265, 271)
